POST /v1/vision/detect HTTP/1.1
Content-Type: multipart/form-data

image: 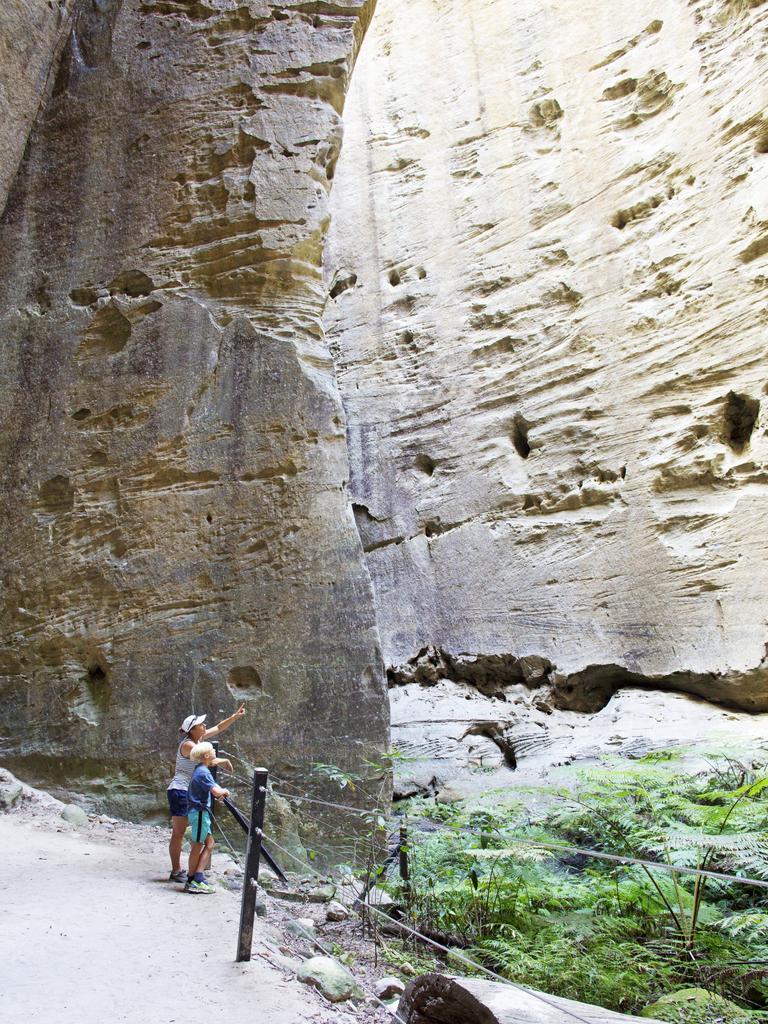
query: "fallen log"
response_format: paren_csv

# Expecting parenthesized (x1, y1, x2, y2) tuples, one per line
(396, 974, 663, 1024)
(370, 912, 467, 950)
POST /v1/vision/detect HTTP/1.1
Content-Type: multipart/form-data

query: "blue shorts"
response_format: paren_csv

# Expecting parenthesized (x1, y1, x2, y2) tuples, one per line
(188, 809, 212, 844)
(167, 789, 189, 818)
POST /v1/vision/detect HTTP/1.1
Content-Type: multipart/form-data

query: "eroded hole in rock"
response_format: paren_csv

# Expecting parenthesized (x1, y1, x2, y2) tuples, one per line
(325, 149, 340, 181)
(424, 519, 446, 538)
(38, 475, 75, 513)
(108, 270, 154, 297)
(227, 665, 263, 696)
(65, 666, 110, 727)
(464, 724, 517, 769)
(249, 459, 297, 480)
(511, 413, 531, 459)
(69, 286, 99, 307)
(352, 502, 375, 522)
(546, 281, 582, 306)
(755, 134, 768, 155)
(75, 658, 111, 720)
(740, 234, 768, 264)
(27, 273, 52, 314)
(722, 390, 759, 451)
(611, 193, 663, 230)
(360, 665, 376, 690)
(602, 77, 638, 101)
(329, 271, 357, 298)
(351, 502, 390, 553)
(415, 454, 435, 476)
(547, 660, 768, 715)
(388, 268, 401, 286)
(71, 408, 92, 421)
(529, 97, 563, 127)
(388, 645, 554, 695)
(206, 513, 213, 524)
(79, 302, 132, 357)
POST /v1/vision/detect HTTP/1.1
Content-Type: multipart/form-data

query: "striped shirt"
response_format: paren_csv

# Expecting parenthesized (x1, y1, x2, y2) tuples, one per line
(167, 739, 195, 792)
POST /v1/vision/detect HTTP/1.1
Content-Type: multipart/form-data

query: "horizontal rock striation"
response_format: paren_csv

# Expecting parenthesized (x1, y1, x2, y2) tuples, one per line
(388, 651, 768, 801)
(0, 0, 388, 814)
(325, 0, 768, 725)
(388, 643, 768, 713)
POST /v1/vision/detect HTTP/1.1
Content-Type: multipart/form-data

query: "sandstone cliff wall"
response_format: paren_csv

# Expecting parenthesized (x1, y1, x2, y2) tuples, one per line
(0, 0, 388, 814)
(325, 0, 768, 727)
(325, 0, 768, 797)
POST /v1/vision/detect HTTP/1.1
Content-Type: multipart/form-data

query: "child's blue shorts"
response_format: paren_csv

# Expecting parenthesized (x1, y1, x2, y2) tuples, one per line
(167, 788, 189, 817)
(188, 809, 212, 843)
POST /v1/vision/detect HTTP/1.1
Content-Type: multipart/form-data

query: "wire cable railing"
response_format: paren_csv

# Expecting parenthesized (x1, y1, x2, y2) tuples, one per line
(271, 789, 385, 818)
(214, 824, 244, 868)
(262, 830, 599, 1024)
(226, 774, 768, 893)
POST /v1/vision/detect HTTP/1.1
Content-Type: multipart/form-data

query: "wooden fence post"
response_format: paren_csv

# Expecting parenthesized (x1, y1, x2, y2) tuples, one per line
(236, 767, 268, 963)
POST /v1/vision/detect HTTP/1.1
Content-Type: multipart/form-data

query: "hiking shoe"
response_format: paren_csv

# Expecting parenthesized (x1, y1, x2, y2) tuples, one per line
(186, 880, 216, 894)
(169, 870, 186, 883)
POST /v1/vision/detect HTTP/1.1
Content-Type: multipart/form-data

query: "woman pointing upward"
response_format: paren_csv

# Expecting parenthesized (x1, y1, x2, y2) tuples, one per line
(166, 704, 245, 882)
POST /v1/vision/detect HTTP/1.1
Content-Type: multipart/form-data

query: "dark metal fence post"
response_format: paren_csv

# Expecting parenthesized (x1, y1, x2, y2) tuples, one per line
(399, 823, 410, 903)
(236, 767, 268, 963)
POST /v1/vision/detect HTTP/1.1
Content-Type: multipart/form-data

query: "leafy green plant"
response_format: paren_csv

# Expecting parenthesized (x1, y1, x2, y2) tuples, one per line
(386, 757, 768, 1016)
(330, 941, 356, 967)
(311, 762, 360, 791)
(549, 766, 768, 950)
(379, 937, 441, 976)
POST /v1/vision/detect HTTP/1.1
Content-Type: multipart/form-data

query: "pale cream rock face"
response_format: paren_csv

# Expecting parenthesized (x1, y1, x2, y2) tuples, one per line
(325, 0, 768, 723)
(390, 681, 768, 801)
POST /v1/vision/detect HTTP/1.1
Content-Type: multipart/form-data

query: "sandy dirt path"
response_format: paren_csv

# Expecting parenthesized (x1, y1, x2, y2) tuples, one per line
(0, 812, 359, 1024)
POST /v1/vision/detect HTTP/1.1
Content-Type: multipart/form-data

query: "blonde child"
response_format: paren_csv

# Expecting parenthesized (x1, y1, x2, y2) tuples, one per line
(185, 741, 230, 894)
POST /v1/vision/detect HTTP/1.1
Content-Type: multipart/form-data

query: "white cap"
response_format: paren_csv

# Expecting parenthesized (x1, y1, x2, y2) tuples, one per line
(180, 714, 207, 733)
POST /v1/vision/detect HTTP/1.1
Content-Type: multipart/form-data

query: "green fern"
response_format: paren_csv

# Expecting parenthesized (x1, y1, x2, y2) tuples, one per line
(393, 756, 768, 1016)
(716, 911, 768, 940)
